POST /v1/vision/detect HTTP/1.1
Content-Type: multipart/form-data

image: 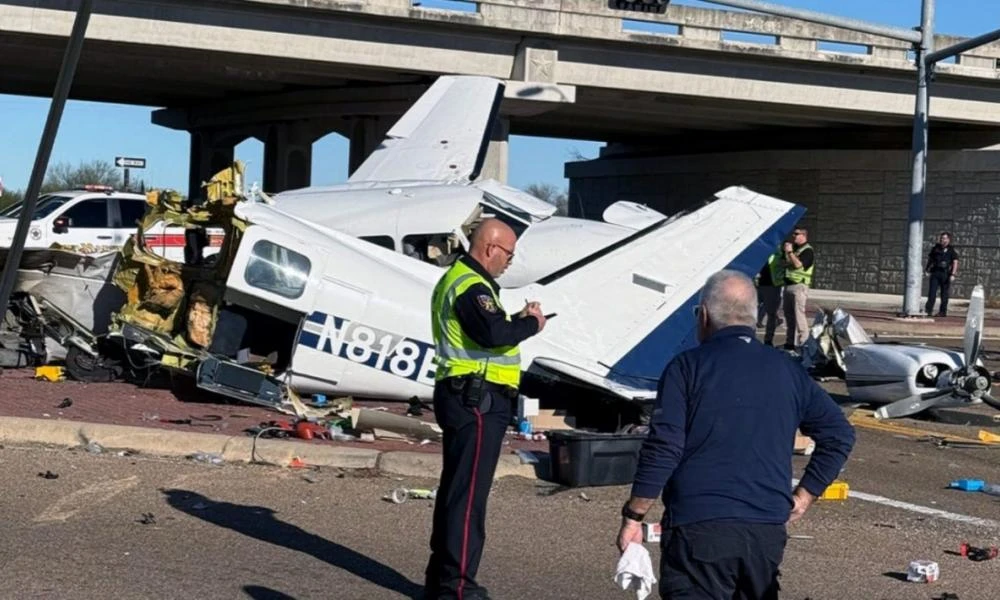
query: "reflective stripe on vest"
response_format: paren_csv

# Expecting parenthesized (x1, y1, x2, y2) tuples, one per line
(431, 261, 521, 387)
(785, 243, 814, 287)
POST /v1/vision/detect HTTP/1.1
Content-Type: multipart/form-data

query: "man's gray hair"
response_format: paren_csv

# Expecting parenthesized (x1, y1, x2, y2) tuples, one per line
(700, 269, 758, 330)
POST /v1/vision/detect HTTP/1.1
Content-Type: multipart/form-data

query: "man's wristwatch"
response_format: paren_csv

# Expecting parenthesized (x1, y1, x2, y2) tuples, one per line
(621, 502, 645, 523)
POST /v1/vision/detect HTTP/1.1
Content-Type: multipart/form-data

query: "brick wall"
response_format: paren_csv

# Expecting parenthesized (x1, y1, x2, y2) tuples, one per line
(566, 149, 1000, 298)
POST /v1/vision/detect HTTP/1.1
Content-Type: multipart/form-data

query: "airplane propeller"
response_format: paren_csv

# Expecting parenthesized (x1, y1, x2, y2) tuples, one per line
(875, 285, 996, 419)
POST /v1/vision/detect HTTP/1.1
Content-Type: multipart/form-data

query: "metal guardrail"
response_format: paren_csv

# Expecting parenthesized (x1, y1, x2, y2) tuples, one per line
(401, 0, 999, 76)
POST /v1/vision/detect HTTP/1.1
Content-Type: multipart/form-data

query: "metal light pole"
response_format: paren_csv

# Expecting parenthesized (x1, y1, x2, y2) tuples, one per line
(0, 0, 93, 333)
(901, 0, 935, 317)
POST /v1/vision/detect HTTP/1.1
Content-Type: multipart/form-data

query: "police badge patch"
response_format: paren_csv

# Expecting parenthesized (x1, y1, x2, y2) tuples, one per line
(477, 294, 498, 313)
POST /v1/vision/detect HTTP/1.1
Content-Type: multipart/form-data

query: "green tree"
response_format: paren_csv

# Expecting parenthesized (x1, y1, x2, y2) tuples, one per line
(41, 160, 122, 192)
(525, 182, 569, 216)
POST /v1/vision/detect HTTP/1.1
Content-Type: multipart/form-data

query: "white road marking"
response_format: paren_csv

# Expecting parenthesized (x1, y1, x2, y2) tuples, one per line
(793, 479, 1000, 528)
(34, 476, 139, 523)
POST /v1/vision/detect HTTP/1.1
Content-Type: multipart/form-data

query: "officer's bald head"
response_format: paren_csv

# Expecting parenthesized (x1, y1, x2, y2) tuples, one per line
(468, 218, 517, 278)
(698, 270, 758, 339)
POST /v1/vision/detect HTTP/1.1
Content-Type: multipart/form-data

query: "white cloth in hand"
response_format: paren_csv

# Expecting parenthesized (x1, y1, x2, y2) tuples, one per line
(613, 542, 657, 600)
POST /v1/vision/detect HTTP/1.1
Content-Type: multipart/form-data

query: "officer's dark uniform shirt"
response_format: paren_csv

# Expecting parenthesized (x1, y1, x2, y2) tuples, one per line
(926, 244, 959, 273)
(452, 255, 538, 349)
(783, 244, 814, 286)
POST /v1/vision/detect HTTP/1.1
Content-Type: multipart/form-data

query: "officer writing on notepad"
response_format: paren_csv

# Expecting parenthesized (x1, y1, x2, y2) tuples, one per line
(423, 218, 546, 600)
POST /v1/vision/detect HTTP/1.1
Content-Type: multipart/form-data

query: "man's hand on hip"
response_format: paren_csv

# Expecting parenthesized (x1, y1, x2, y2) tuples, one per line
(788, 486, 817, 524)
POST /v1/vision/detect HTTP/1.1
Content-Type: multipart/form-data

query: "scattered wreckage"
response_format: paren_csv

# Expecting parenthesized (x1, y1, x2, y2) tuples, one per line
(801, 285, 997, 420)
(2, 160, 800, 423)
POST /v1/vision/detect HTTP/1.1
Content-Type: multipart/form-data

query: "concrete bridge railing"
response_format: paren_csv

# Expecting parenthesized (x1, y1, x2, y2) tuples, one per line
(275, 0, 1000, 79)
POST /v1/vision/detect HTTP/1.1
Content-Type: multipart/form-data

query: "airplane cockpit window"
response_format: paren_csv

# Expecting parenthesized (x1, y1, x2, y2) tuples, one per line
(403, 233, 460, 267)
(244, 240, 311, 299)
(478, 193, 530, 238)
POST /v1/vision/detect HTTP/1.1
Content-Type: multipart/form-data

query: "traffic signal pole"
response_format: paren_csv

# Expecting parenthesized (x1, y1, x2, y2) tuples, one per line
(0, 0, 93, 333)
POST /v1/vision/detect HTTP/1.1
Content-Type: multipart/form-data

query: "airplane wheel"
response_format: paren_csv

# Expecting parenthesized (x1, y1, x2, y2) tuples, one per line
(65, 345, 120, 383)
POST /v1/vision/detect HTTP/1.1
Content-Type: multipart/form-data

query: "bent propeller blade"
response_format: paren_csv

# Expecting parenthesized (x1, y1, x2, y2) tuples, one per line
(873, 388, 956, 420)
(964, 284, 985, 368)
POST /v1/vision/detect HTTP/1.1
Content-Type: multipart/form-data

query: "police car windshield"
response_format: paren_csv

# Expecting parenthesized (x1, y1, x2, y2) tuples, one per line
(0, 195, 72, 220)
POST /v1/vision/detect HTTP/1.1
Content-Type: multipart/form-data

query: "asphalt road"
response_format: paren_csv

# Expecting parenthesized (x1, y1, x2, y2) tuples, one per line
(3, 419, 1000, 600)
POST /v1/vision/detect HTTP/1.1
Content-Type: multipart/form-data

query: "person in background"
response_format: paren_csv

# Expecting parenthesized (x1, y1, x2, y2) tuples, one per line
(782, 228, 814, 350)
(756, 246, 784, 346)
(925, 231, 959, 317)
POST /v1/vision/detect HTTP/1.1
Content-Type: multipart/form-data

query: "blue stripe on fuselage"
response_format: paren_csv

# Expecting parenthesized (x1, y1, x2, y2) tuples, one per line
(608, 204, 806, 390)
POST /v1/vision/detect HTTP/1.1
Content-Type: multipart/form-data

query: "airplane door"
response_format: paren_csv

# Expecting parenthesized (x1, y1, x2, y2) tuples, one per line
(226, 225, 327, 317)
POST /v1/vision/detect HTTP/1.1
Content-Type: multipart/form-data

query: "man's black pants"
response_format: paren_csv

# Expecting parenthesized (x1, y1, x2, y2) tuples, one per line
(659, 521, 787, 599)
(424, 379, 512, 600)
(926, 270, 951, 316)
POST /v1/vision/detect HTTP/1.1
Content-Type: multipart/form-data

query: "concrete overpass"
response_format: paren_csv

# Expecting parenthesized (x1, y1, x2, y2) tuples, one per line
(4, 0, 1000, 189)
(5, 0, 1000, 297)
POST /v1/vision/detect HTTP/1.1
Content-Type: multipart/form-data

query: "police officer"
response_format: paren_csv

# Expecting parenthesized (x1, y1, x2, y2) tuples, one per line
(782, 227, 814, 350)
(423, 218, 546, 600)
(925, 231, 959, 317)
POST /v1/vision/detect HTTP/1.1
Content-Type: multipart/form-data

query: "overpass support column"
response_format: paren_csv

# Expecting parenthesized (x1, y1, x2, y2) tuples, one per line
(189, 130, 237, 201)
(263, 122, 319, 194)
(480, 117, 509, 183)
(347, 116, 394, 176)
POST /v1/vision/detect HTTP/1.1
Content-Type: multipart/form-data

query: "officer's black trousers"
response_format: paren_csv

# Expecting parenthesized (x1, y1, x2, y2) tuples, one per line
(424, 382, 511, 600)
(926, 270, 951, 316)
(659, 521, 787, 599)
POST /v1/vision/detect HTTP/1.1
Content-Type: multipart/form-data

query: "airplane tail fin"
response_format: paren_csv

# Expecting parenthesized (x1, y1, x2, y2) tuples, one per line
(519, 186, 804, 397)
(348, 76, 505, 184)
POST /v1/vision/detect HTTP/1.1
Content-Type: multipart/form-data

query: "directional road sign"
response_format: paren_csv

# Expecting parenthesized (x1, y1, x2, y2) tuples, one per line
(115, 156, 146, 169)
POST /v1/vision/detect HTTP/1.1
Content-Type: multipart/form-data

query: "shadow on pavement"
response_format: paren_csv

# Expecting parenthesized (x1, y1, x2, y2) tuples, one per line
(163, 489, 422, 599)
(243, 585, 297, 600)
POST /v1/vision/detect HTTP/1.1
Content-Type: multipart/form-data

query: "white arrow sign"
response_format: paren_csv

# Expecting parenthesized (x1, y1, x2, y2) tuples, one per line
(115, 156, 146, 169)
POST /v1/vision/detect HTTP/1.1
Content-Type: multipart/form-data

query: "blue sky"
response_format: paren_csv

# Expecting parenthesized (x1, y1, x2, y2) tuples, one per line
(0, 0, 984, 194)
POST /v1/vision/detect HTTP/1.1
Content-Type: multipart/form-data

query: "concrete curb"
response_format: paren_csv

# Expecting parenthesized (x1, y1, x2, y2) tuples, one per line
(0, 417, 540, 481)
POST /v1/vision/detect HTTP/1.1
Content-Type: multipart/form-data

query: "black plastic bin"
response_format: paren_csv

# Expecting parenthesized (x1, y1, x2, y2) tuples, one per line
(548, 430, 647, 487)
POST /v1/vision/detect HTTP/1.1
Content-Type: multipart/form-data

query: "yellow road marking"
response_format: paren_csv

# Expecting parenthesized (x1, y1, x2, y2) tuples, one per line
(848, 409, 986, 444)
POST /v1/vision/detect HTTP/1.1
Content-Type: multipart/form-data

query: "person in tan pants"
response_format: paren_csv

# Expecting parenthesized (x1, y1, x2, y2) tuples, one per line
(782, 228, 814, 350)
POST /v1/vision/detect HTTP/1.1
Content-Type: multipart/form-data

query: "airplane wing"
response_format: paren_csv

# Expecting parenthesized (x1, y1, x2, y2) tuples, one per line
(512, 186, 805, 400)
(348, 76, 505, 184)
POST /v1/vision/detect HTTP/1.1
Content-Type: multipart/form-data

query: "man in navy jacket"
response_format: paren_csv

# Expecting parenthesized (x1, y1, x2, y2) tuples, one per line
(617, 269, 855, 599)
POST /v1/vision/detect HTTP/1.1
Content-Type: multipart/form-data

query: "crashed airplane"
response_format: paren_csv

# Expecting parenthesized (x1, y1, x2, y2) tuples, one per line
(802, 285, 997, 420)
(5, 76, 803, 418)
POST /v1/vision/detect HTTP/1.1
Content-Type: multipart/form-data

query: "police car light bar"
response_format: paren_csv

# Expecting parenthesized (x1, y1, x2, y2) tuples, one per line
(609, 0, 669, 14)
(81, 184, 115, 192)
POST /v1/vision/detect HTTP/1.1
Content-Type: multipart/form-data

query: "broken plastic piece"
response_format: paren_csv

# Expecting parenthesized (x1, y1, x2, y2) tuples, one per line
(189, 451, 224, 465)
(906, 559, 939, 583)
(386, 487, 438, 504)
(949, 479, 985, 492)
(819, 481, 849, 500)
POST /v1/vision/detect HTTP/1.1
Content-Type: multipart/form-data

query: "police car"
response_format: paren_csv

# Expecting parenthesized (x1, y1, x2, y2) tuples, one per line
(0, 185, 222, 261)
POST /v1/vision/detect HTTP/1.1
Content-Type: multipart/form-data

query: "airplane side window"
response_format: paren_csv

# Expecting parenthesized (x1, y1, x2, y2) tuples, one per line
(360, 235, 395, 251)
(403, 233, 457, 266)
(244, 240, 311, 299)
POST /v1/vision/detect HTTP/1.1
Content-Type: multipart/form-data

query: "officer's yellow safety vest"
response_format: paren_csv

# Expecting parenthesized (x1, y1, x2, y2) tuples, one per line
(785, 243, 814, 287)
(430, 260, 521, 388)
